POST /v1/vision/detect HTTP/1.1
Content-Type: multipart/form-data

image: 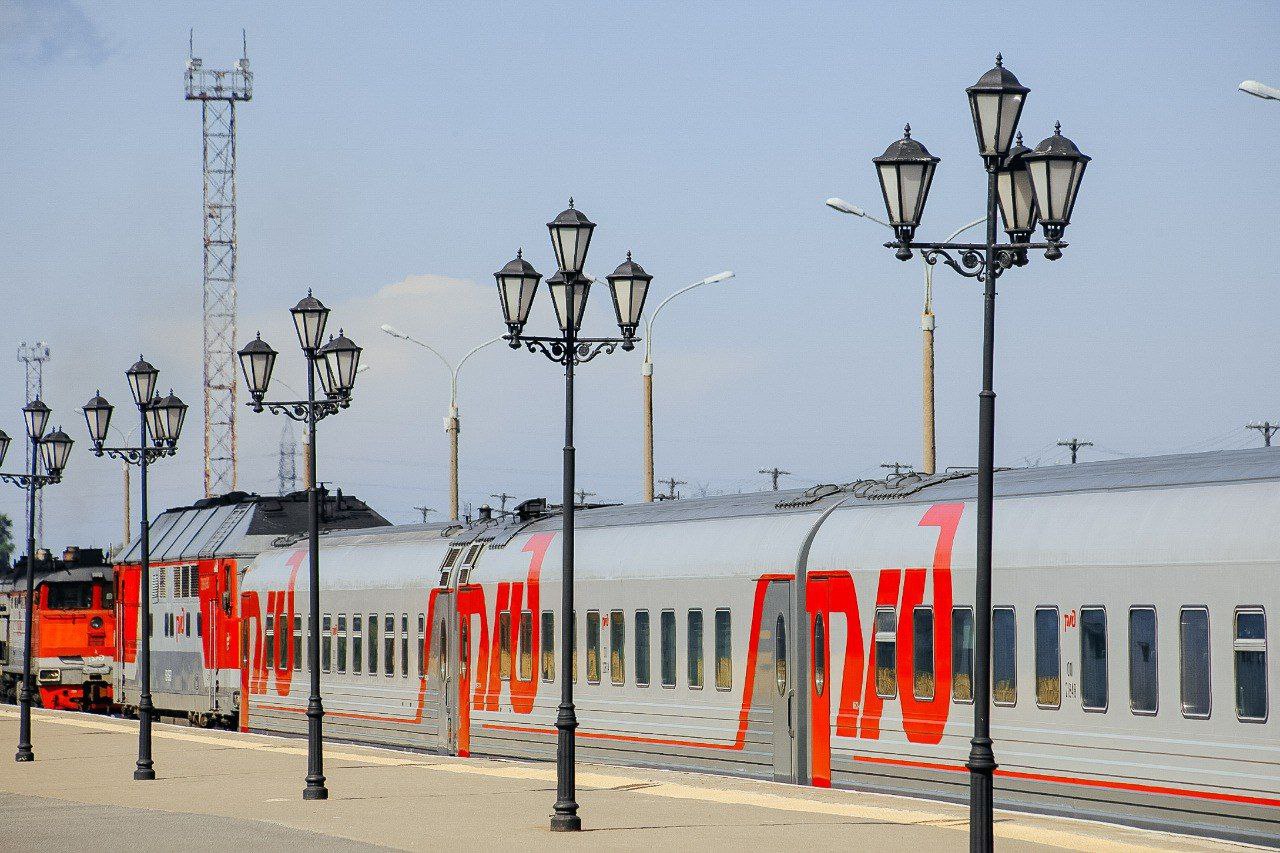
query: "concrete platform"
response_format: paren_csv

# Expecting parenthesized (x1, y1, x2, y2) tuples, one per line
(0, 706, 1258, 852)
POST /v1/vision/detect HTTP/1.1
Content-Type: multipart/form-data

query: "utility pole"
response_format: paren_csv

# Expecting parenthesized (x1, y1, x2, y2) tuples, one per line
(17, 342, 50, 547)
(574, 488, 596, 506)
(490, 492, 515, 513)
(881, 461, 915, 476)
(758, 467, 791, 491)
(656, 477, 686, 500)
(922, 274, 936, 475)
(1057, 437, 1094, 463)
(413, 506, 434, 524)
(1246, 422, 1280, 447)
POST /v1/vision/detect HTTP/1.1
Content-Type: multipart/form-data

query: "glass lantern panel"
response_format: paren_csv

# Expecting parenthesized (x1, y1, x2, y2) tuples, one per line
(878, 163, 902, 222)
(897, 162, 926, 224)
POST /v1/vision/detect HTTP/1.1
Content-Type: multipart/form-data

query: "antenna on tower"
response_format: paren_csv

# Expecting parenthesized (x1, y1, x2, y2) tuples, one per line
(186, 32, 252, 497)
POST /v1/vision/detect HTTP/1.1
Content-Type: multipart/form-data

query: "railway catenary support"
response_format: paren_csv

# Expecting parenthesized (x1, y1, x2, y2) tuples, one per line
(869, 56, 1089, 850)
(82, 360, 189, 780)
(237, 292, 364, 801)
(493, 202, 653, 831)
(0, 400, 73, 761)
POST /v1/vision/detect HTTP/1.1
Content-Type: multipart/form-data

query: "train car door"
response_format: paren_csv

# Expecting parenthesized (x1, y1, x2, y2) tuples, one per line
(764, 579, 795, 782)
(424, 591, 457, 753)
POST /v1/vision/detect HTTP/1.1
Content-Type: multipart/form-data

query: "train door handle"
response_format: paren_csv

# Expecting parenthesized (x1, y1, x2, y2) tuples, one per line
(787, 690, 795, 737)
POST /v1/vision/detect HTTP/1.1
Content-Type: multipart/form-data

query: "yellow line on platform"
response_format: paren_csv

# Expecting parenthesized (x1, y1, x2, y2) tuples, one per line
(0, 708, 1196, 852)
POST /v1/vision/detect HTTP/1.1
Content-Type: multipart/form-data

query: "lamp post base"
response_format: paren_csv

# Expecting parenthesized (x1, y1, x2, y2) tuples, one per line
(15, 749, 33, 762)
(133, 768, 156, 781)
(303, 784, 329, 801)
(550, 814, 581, 832)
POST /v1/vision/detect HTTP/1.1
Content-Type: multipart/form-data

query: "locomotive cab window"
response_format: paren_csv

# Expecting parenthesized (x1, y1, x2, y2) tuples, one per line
(540, 611, 555, 682)
(1234, 608, 1267, 722)
(1081, 607, 1108, 712)
(715, 609, 732, 692)
(1180, 607, 1211, 718)
(1128, 607, 1157, 715)
(586, 611, 601, 685)
(635, 610, 651, 687)
(993, 607, 1017, 706)
(660, 609, 677, 688)
(913, 607, 934, 701)
(1034, 607, 1060, 709)
(610, 609, 625, 686)
(952, 607, 974, 703)
(874, 607, 897, 698)
(688, 609, 704, 689)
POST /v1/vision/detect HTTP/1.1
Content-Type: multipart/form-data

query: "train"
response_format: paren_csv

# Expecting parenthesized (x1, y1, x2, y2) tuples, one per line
(3, 448, 1276, 845)
(0, 546, 116, 711)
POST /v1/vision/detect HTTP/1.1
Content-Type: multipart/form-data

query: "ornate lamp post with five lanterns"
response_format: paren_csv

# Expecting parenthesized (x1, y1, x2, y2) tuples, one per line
(82, 358, 187, 780)
(237, 292, 362, 801)
(494, 200, 652, 832)
(870, 56, 1089, 851)
(0, 399, 73, 762)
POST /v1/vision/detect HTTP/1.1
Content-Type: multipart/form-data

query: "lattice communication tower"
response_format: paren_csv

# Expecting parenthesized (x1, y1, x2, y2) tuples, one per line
(278, 422, 297, 496)
(186, 31, 252, 496)
(17, 342, 50, 545)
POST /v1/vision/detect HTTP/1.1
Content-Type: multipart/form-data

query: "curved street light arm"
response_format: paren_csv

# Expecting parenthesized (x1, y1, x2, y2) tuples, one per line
(452, 337, 504, 407)
(643, 271, 735, 363)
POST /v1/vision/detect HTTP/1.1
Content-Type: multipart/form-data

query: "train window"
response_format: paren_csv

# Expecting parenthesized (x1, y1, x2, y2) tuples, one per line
(813, 612, 826, 697)
(610, 610, 625, 686)
(196, 612, 202, 638)
(186, 610, 191, 637)
(368, 613, 378, 675)
(48, 582, 92, 609)
(912, 607, 935, 700)
(635, 610, 651, 687)
(439, 545, 462, 587)
(295, 615, 303, 673)
(519, 611, 533, 681)
(874, 607, 897, 699)
(266, 615, 275, 669)
(775, 614, 788, 697)
(1034, 607, 1060, 709)
(401, 614, 409, 678)
(499, 611, 512, 680)
(321, 614, 331, 674)
(687, 610, 704, 689)
(1081, 607, 1108, 712)
(437, 618, 448, 680)
(1234, 609, 1267, 722)
(384, 614, 395, 677)
(1128, 607, 1157, 715)
(337, 614, 347, 674)
(715, 609, 732, 692)
(1180, 607, 1211, 718)
(586, 611, 601, 685)
(993, 607, 1017, 706)
(222, 566, 232, 615)
(101, 581, 115, 609)
(952, 607, 974, 702)
(661, 610, 677, 688)
(418, 614, 426, 679)
(351, 615, 362, 674)
(541, 611, 555, 682)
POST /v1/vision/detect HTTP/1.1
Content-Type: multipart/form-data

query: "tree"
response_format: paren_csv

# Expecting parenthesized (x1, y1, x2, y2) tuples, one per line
(0, 513, 12, 571)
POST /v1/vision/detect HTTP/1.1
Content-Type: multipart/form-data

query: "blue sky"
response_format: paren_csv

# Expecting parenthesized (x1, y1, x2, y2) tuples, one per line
(1, 1, 1278, 545)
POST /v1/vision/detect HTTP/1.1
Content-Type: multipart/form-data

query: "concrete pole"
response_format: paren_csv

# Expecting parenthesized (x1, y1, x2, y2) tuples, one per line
(302, 423, 314, 490)
(447, 405, 460, 521)
(922, 310, 936, 474)
(642, 362, 654, 502)
(122, 461, 131, 547)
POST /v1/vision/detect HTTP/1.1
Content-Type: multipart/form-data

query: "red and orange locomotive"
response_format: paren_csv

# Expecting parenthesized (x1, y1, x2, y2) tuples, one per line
(0, 546, 115, 712)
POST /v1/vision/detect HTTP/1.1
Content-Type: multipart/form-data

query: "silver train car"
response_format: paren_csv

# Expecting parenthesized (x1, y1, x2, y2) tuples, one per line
(236, 449, 1279, 845)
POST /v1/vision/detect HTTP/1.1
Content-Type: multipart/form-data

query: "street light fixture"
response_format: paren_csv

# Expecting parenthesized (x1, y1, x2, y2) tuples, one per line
(381, 325, 502, 521)
(83, 360, 185, 781)
(868, 56, 1088, 851)
(1, 399, 71, 763)
(494, 200, 649, 832)
(1240, 80, 1280, 101)
(238, 292, 362, 802)
(637, 269, 735, 501)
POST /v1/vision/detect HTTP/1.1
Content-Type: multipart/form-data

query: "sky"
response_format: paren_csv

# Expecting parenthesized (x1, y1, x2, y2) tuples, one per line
(1, 0, 1278, 547)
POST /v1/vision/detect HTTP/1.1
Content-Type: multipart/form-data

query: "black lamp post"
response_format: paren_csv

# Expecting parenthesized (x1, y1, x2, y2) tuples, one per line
(83, 358, 187, 781)
(871, 55, 1088, 852)
(237, 292, 362, 801)
(495, 200, 651, 832)
(0, 399, 72, 762)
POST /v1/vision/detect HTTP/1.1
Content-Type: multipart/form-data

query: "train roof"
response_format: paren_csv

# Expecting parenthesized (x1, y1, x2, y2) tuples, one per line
(301, 447, 1280, 549)
(118, 489, 391, 564)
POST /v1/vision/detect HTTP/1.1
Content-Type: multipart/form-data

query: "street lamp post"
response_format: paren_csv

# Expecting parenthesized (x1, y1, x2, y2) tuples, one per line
(637, 271, 734, 501)
(82, 359, 187, 780)
(493, 200, 651, 832)
(237, 292, 363, 801)
(381, 325, 502, 521)
(868, 56, 1088, 851)
(0, 400, 72, 762)
(825, 199, 984, 474)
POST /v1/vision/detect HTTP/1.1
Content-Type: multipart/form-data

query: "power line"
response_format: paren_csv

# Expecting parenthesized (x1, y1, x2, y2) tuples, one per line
(758, 467, 791, 491)
(1056, 437, 1093, 464)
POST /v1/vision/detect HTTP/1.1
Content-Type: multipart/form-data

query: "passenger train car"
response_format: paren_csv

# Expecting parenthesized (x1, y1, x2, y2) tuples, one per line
(0, 547, 115, 711)
(233, 448, 1280, 845)
(113, 490, 388, 727)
